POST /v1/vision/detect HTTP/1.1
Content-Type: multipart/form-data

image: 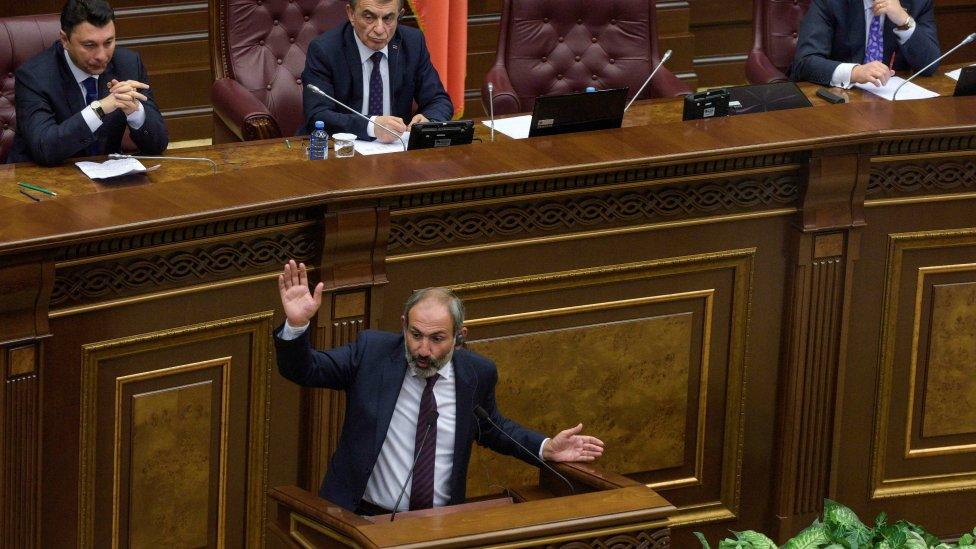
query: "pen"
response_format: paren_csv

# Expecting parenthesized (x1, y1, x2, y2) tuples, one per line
(888, 51, 896, 71)
(19, 189, 41, 202)
(285, 139, 292, 149)
(17, 181, 57, 197)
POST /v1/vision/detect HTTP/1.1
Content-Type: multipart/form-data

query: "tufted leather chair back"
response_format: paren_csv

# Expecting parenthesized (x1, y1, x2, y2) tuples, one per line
(0, 14, 61, 163)
(492, 0, 674, 113)
(210, 0, 347, 138)
(747, 0, 811, 83)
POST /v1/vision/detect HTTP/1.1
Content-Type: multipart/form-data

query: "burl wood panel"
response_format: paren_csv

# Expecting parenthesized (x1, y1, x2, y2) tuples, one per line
(464, 314, 693, 496)
(923, 282, 976, 438)
(128, 380, 216, 548)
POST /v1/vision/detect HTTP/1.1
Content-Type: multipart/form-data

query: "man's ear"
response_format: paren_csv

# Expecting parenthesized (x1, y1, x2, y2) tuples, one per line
(346, 3, 355, 23)
(59, 29, 69, 48)
(401, 315, 407, 331)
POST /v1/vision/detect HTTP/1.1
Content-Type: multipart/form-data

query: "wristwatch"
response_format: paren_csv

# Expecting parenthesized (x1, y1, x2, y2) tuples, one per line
(90, 100, 105, 120)
(896, 15, 915, 31)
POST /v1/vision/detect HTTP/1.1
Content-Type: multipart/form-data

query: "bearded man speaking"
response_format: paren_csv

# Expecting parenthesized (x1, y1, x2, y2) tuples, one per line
(274, 260, 604, 516)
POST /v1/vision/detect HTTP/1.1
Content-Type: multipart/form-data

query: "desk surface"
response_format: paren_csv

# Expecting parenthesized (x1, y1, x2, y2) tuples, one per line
(0, 69, 972, 254)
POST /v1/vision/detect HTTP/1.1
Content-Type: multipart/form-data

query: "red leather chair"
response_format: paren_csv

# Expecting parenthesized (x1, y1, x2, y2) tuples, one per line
(0, 14, 61, 163)
(482, 0, 690, 116)
(746, 0, 811, 84)
(209, 0, 347, 142)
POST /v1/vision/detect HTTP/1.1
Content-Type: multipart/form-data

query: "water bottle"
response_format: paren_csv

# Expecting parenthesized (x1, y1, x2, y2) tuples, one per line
(309, 120, 328, 160)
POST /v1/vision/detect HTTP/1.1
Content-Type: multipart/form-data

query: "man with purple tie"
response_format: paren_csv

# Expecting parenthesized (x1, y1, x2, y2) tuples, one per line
(300, 0, 453, 143)
(274, 260, 604, 515)
(790, 0, 941, 87)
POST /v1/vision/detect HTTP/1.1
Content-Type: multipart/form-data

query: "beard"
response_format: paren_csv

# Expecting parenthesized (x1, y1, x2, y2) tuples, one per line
(404, 344, 453, 379)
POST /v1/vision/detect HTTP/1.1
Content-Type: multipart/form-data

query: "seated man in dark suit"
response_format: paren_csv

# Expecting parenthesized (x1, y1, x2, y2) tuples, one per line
(9, 0, 167, 166)
(790, 0, 941, 88)
(275, 260, 604, 515)
(301, 0, 453, 143)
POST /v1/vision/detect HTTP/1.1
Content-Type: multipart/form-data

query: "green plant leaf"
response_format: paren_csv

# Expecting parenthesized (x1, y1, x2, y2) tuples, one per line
(694, 531, 712, 549)
(735, 530, 777, 549)
(782, 524, 829, 549)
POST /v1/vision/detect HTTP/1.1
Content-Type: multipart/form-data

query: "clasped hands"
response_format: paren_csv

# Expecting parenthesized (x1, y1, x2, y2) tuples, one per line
(852, 0, 911, 86)
(373, 113, 428, 143)
(98, 79, 150, 116)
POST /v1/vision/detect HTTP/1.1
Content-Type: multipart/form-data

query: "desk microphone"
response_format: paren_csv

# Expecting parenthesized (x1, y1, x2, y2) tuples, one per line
(624, 49, 673, 112)
(472, 405, 575, 496)
(389, 409, 439, 521)
(893, 32, 976, 99)
(305, 83, 408, 151)
(487, 82, 496, 142)
(108, 153, 217, 173)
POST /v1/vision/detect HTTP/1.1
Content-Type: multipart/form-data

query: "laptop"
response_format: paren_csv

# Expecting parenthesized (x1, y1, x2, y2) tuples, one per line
(528, 87, 629, 137)
(728, 81, 812, 115)
(407, 120, 474, 150)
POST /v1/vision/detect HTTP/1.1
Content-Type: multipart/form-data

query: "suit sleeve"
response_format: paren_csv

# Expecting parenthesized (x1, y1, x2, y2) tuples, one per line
(413, 38, 454, 122)
(790, 0, 842, 86)
(14, 67, 94, 166)
(274, 324, 364, 389)
(900, 0, 941, 75)
(126, 52, 168, 155)
(474, 363, 546, 467)
(301, 40, 369, 138)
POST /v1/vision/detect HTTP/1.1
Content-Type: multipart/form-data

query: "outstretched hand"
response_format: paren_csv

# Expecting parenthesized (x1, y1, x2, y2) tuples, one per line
(278, 260, 324, 328)
(542, 424, 605, 462)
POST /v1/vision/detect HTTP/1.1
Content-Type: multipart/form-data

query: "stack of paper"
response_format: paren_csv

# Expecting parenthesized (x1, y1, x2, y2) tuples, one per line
(854, 76, 939, 100)
(75, 157, 148, 179)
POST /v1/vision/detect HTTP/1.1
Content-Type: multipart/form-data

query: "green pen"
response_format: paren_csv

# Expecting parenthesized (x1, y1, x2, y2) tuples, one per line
(18, 181, 57, 197)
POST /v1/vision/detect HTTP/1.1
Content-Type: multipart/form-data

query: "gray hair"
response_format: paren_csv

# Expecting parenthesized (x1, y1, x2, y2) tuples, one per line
(403, 287, 465, 339)
(348, 0, 404, 11)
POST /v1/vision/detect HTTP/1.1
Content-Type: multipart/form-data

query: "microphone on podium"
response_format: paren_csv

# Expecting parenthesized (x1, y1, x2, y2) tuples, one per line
(304, 83, 408, 151)
(487, 82, 496, 142)
(893, 32, 976, 99)
(624, 49, 674, 113)
(389, 409, 439, 521)
(473, 405, 575, 496)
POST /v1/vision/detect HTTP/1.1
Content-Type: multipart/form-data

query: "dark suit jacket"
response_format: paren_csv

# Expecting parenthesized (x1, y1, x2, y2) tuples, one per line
(300, 22, 454, 138)
(790, 0, 941, 86)
(275, 328, 546, 512)
(9, 42, 168, 166)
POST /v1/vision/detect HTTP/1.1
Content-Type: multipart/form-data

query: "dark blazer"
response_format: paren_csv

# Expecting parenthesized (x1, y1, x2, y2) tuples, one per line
(9, 42, 168, 166)
(790, 0, 941, 86)
(300, 22, 454, 138)
(275, 328, 546, 512)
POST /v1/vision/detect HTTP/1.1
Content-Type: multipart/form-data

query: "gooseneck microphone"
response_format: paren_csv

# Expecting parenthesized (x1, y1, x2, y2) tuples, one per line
(472, 405, 575, 496)
(893, 32, 976, 99)
(305, 83, 408, 151)
(487, 82, 496, 142)
(107, 153, 218, 173)
(389, 409, 439, 521)
(624, 49, 673, 113)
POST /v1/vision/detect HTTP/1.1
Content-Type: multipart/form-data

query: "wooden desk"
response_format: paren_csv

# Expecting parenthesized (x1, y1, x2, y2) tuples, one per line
(2, 72, 976, 548)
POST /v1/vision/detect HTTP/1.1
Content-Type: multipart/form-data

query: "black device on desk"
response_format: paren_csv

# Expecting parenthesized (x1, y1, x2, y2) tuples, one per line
(528, 87, 628, 137)
(729, 81, 814, 113)
(407, 120, 475, 150)
(682, 88, 730, 120)
(953, 65, 976, 97)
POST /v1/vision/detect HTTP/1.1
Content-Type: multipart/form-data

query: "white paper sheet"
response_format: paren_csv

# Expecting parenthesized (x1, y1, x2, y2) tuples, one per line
(854, 76, 939, 100)
(481, 115, 532, 140)
(946, 64, 976, 81)
(75, 157, 148, 179)
(352, 131, 411, 155)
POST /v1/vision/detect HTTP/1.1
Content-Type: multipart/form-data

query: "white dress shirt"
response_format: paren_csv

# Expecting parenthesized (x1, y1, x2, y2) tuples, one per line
(63, 49, 146, 133)
(352, 33, 392, 138)
(830, 0, 918, 88)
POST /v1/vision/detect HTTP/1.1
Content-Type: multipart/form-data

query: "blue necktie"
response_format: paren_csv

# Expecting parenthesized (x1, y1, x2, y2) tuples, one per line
(409, 374, 439, 510)
(368, 51, 384, 118)
(864, 15, 884, 63)
(83, 77, 100, 156)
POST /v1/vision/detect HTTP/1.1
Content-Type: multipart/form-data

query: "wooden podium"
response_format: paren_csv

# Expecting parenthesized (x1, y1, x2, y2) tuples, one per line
(268, 463, 675, 548)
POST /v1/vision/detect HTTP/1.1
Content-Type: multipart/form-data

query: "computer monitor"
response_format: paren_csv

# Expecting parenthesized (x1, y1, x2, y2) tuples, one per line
(407, 120, 474, 150)
(528, 88, 629, 138)
(953, 65, 976, 97)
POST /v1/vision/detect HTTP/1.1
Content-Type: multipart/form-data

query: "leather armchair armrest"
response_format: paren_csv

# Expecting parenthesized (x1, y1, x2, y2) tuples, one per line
(211, 77, 282, 141)
(482, 64, 522, 115)
(648, 67, 693, 98)
(745, 49, 789, 84)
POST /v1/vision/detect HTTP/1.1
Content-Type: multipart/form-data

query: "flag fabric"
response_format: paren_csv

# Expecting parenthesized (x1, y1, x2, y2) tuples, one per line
(408, 0, 467, 118)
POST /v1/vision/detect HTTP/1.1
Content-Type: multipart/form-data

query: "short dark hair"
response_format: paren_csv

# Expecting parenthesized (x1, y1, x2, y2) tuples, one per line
(61, 0, 115, 36)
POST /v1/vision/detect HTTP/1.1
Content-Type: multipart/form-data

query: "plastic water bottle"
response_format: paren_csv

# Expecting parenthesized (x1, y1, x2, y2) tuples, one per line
(309, 120, 328, 160)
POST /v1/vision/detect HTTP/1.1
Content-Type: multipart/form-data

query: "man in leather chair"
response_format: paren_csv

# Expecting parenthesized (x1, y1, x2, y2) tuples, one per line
(9, 0, 167, 165)
(300, 0, 453, 143)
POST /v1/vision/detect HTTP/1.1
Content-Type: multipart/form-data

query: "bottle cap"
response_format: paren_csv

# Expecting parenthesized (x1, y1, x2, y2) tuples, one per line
(586, 86, 596, 92)
(315, 120, 325, 129)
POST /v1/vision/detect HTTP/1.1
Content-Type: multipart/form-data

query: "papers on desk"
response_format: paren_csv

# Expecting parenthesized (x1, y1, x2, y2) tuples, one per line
(946, 64, 976, 81)
(352, 132, 411, 155)
(854, 76, 939, 100)
(75, 157, 149, 179)
(481, 115, 532, 140)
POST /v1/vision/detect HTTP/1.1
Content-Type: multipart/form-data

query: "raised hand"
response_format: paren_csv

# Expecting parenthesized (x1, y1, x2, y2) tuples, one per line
(278, 260, 324, 328)
(542, 424, 605, 463)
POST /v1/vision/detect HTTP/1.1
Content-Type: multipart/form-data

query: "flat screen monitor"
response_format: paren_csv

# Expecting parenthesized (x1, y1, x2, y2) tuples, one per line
(528, 87, 629, 138)
(407, 120, 474, 150)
